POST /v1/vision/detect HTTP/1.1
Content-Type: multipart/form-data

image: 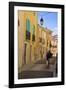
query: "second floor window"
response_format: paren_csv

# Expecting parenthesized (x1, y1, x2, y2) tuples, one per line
(32, 25, 35, 41)
(26, 18, 30, 32)
(26, 18, 30, 40)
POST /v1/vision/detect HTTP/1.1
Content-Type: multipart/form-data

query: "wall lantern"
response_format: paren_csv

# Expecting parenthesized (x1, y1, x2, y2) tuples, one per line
(40, 17, 44, 26)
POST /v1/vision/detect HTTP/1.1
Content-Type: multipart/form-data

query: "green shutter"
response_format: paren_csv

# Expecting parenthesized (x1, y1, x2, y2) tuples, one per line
(26, 18, 30, 32)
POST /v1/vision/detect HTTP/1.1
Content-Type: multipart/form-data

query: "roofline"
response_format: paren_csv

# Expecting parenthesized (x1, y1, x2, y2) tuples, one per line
(38, 24, 52, 33)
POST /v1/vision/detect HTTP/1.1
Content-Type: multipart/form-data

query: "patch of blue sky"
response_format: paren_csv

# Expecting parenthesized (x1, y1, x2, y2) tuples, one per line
(38, 11, 58, 35)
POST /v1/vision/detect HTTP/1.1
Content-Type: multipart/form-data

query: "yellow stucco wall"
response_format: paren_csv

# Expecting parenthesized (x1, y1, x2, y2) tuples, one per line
(18, 11, 52, 73)
(23, 11, 38, 64)
(18, 11, 38, 72)
(37, 25, 52, 59)
(18, 11, 25, 72)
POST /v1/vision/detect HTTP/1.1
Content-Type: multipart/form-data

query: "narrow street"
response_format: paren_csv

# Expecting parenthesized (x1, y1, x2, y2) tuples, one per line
(18, 10, 58, 80)
(18, 57, 57, 79)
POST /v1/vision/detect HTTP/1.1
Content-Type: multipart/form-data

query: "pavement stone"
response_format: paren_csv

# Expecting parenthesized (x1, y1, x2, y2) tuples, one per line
(18, 57, 57, 79)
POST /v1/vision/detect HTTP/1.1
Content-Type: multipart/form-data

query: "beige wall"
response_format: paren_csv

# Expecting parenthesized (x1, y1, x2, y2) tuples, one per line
(18, 11, 25, 72)
(18, 11, 38, 72)
(18, 11, 52, 73)
(37, 25, 52, 59)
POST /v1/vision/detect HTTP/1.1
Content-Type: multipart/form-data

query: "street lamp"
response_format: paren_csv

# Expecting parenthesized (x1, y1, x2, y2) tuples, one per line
(40, 17, 44, 26)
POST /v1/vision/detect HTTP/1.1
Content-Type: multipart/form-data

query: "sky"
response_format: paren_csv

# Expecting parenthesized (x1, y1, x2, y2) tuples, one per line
(38, 11, 58, 35)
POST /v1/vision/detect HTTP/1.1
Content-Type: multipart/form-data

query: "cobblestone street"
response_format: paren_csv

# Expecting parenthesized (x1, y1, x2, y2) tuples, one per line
(18, 57, 57, 79)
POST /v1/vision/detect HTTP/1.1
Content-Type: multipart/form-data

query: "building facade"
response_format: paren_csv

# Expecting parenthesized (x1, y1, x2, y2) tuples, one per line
(18, 11, 38, 72)
(18, 11, 52, 73)
(37, 25, 52, 60)
(51, 35, 58, 57)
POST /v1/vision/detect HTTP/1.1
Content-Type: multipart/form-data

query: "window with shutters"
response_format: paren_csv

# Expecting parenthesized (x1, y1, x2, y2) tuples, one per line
(26, 18, 30, 40)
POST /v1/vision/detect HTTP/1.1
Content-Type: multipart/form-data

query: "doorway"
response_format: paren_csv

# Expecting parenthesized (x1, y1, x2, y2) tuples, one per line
(24, 43, 27, 64)
(30, 45, 32, 62)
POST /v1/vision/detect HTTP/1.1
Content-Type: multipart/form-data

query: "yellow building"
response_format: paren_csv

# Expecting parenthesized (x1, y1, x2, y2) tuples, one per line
(18, 10, 52, 73)
(18, 11, 38, 72)
(45, 28, 52, 51)
(37, 25, 52, 60)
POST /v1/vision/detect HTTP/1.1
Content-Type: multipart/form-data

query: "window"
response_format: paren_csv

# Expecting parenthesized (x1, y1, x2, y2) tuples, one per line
(26, 18, 30, 32)
(42, 39, 45, 44)
(32, 25, 35, 41)
(26, 18, 30, 40)
(39, 37, 42, 43)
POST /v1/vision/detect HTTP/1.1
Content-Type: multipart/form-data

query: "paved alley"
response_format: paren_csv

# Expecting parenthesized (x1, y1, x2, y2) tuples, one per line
(18, 57, 57, 79)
